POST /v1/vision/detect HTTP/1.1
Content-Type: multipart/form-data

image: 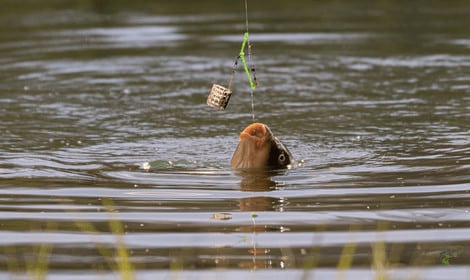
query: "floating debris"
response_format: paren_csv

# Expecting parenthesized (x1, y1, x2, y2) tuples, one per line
(211, 213, 233, 220)
(141, 162, 151, 170)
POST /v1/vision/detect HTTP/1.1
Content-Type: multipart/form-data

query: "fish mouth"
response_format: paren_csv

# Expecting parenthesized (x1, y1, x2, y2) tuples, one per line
(231, 123, 273, 169)
(239, 122, 270, 148)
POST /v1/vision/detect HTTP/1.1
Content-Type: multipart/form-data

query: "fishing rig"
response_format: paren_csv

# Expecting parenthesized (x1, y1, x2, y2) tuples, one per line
(207, 0, 258, 120)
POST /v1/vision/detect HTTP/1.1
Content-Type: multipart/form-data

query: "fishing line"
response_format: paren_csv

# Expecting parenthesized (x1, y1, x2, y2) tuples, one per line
(244, 0, 250, 32)
(207, 0, 258, 121)
(244, 0, 257, 121)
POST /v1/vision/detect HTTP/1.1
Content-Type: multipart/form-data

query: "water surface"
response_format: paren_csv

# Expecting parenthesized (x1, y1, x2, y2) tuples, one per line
(0, 1, 469, 279)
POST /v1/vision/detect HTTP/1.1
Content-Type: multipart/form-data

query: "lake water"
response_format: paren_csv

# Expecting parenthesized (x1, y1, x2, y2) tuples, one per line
(1, 1, 469, 279)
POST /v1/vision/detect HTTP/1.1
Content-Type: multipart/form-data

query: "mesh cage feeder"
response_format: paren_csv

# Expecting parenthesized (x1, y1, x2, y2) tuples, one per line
(207, 83, 233, 110)
(207, 13, 256, 112)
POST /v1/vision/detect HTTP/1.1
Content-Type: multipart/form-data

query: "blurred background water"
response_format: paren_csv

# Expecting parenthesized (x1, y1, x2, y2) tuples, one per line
(0, 0, 469, 279)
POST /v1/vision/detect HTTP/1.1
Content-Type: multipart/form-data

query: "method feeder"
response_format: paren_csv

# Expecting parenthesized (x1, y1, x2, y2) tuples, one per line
(207, 32, 257, 110)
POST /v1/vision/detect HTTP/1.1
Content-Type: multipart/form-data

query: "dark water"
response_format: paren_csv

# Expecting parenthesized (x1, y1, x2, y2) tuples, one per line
(1, 1, 470, 279)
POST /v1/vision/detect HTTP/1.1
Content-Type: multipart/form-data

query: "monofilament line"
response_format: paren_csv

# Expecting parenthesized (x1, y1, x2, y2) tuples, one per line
(244, 0, 256, 121)
(250, 90, 255, 121)
(244, 0, 249, 33)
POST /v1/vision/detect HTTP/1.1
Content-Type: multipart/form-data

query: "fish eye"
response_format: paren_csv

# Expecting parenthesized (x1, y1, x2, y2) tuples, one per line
(278, 153, 286, 164)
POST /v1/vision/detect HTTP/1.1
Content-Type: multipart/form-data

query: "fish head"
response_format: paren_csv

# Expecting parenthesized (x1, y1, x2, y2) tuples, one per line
(231, 122, 293, 170)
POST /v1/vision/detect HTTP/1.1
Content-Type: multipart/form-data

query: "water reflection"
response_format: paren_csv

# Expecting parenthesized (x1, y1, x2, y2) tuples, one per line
(234, 169, 289, 269)
(236, 169, 287, 211)
(236, 170, 279, 192)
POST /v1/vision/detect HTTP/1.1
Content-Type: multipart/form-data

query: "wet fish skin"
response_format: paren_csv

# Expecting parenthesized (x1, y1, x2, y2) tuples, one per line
(231, 123, 293, 170)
